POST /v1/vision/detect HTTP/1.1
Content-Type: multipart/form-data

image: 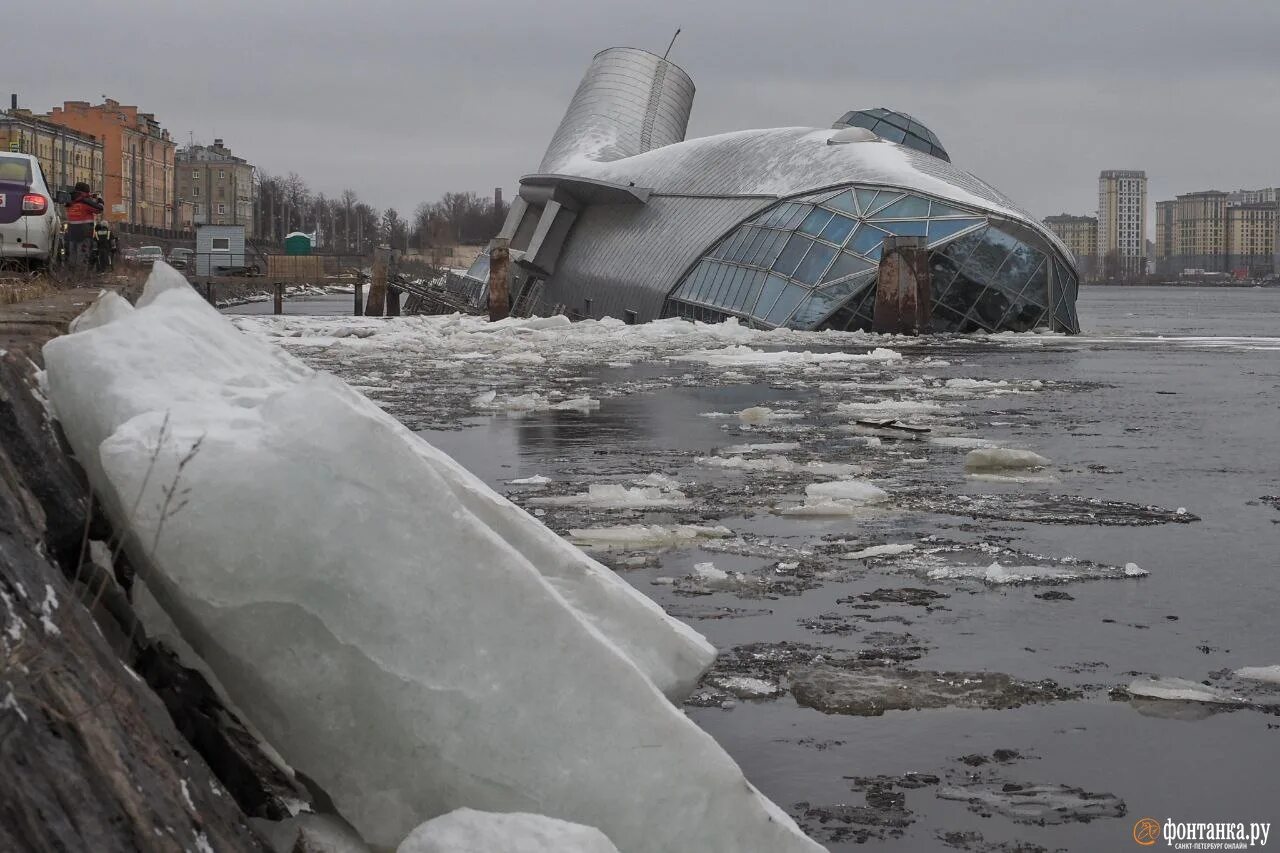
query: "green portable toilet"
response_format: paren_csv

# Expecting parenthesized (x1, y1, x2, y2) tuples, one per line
(284, 231, 313, 255)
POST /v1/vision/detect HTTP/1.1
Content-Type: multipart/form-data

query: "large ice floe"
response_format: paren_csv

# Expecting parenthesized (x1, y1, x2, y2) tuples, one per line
(42, 266, 824, 853)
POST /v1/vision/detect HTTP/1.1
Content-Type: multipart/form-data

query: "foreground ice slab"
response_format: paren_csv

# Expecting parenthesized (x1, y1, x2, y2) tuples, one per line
(43, 267, 821, 853)
(398, 809, 619, 853)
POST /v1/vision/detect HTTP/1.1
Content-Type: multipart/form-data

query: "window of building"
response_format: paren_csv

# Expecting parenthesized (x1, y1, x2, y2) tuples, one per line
(217, 203, 226, 215)
(193, 169, 200, 180)
(211, 237, 230, 251)
(193, 185, 200, 197)
(219, 170, 225, 181)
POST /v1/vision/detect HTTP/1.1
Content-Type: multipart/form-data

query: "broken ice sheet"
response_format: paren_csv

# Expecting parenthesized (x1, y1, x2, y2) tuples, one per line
(567, 524, 733, 549)
(936, 782, 1126, 825)
(1124, 676, 1245, 705)
(529, 483, 691, 509)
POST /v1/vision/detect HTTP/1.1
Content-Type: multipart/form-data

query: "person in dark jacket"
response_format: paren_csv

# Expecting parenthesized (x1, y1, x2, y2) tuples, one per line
(93, 218, 114, 273)
(65, 183, 104, 268)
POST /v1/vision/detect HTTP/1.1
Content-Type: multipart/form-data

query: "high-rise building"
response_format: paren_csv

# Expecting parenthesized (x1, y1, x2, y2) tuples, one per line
(1097, 170, 1147, 278)
(1226, 187, 1278, 207)
(1226, 202, 1277, 277)
(1043, 214, 1098, 280)
(175, 139, 255, 234)
(0, 99, 104, 194)
(1153, 200, 1177, 275)
(1173, 190, 1228, 272)
(43, 99, 176, 228)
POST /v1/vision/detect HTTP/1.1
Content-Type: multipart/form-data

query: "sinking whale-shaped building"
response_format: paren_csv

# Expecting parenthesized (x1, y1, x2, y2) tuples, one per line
(466, 47, 1079, 333)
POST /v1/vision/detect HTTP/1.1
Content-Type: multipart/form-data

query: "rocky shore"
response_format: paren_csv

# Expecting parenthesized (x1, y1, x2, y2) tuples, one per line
(0, 287, 292, 852)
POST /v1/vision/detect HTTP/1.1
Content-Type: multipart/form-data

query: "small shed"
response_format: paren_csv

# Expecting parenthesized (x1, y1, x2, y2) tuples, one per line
(284, 231, 313, 255)
(196, 225, 247, 276)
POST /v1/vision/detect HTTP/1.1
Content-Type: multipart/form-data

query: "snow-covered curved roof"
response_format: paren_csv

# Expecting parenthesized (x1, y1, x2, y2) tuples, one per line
(534, 126, 1044, 234)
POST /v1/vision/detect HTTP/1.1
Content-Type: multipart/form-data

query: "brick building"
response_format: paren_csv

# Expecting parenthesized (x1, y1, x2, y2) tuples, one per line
(43, 99, 176, 228)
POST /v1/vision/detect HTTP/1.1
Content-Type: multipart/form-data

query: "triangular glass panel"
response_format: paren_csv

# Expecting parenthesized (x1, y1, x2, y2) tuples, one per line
(849, 224, 890, 258)
(927, 200, 972, 218)
(926, 217, 984, 245)
(864, 192, 905, 216)
(871, 195, 930, 220)
(821, 251, 873, 284)
(854, 189, 881, 216)
(823, 190, 858, 215)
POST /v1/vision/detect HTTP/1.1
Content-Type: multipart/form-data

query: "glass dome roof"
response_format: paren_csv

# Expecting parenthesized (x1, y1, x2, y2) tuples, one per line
(832, 108, 950, 162)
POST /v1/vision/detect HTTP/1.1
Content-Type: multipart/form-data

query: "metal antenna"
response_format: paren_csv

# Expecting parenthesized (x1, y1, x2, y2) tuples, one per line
(663, 28, 682, 60)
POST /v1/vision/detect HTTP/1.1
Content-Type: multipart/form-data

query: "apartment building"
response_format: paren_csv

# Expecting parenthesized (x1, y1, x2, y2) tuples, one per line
(1043, 214, 1098, 280)
(1097, 170, 1147, 278)
(175, 139, 255, 234)
(0, 97, 104, 193)
(43, 99, 176, 227)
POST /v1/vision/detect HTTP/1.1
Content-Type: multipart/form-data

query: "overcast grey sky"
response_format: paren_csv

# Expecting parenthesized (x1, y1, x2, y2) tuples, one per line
(14, 0, 1279, 224)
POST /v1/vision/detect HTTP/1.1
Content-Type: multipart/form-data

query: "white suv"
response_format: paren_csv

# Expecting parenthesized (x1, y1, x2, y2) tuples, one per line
(0, 153, 63, 269)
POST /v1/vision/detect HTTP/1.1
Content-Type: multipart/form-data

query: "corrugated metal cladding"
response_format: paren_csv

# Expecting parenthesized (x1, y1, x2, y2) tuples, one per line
(542, 195, 770, 321)
(539, 48, 695, 173)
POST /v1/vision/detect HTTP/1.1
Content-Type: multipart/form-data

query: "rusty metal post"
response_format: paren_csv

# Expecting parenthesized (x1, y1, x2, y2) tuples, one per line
(354, 278, 364, 316)
(365, 247, 389, 316)
(488, 238, 511, 322)
(204, 281, 214, 305)
(872, 236, 931, 335)
(273, 283, 284, 315)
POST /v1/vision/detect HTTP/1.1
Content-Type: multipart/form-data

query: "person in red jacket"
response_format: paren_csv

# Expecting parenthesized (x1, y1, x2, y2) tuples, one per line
(65, 182, 104, 269)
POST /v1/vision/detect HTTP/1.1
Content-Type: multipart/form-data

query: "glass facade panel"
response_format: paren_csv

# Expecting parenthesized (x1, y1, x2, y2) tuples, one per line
(854, 189, 881, 216)
(819, 213, 857, 245)
(864, 193, 904, 216)
(876, 123, 907, 143)
(824, 190, 858, 215)
(779, 204, 812, 231)
(822, 251, 873, 283)
(793, 242, 838, 285)
(798, 208, 835, 236)
(753, 273, 788, 316)
(850, 224, 890, 257)
(927, 217, 984, 244)
(871, 195, 930, 219)
(927, 200, 970, 218)
(765, 284, 808, 326)
(879, 219, 928, 237)
(773, 233, 811, 276)
(740, 228, 770, 265)
(667, 183, 1078, 334)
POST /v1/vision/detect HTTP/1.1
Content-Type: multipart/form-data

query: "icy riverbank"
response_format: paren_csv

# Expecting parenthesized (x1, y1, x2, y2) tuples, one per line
(42, 265, 823, 852)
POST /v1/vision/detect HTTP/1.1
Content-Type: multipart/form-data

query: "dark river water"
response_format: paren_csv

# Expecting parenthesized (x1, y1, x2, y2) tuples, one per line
(230, 287, 1280, 852)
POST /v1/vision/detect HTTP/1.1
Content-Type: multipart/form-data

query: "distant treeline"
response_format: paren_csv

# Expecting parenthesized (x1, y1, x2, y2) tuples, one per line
(255, 173, 509, 253)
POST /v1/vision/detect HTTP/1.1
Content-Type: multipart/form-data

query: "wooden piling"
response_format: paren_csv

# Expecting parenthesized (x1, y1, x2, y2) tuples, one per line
(204, 281, 214, 306)
(273, 283, 284, 315)
(365, 247, 389, 317)
(354, 279, 364, 316)
(386, 284, 401, 317)
(487, 238, 511, 322)
(872, 236, 932, 335)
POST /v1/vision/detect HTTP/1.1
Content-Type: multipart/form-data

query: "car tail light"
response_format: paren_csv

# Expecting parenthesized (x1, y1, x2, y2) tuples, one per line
(21, 194, 48, 215)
